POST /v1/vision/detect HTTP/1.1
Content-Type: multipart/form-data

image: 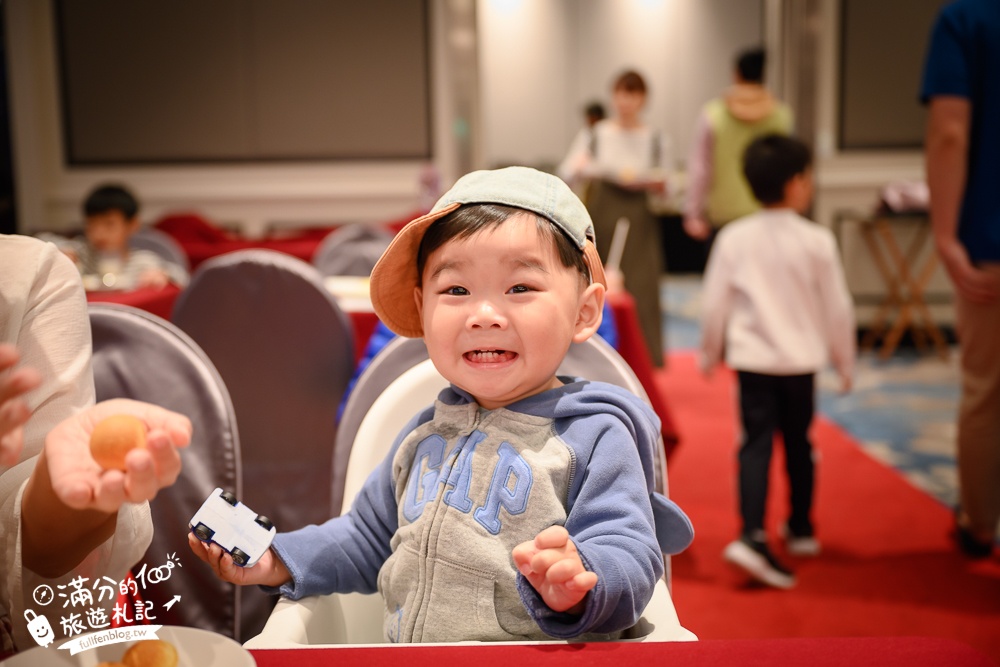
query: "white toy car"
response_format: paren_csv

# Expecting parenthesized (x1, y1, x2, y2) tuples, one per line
(189, 488, 276, 567)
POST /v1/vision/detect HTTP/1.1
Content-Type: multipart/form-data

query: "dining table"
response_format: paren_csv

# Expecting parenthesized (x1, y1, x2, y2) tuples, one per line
(247, 636, 995, 667)
(85, 283, 183, 321)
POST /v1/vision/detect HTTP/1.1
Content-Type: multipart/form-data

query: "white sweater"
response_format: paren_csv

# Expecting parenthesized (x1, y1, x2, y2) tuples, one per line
(700, 209, 856, 378)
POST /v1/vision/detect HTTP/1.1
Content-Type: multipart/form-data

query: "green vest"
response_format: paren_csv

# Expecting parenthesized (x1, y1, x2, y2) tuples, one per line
(705, 98, 792, 226)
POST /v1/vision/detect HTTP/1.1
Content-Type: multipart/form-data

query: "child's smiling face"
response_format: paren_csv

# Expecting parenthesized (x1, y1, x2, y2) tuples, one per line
(415, 213, 603, 410)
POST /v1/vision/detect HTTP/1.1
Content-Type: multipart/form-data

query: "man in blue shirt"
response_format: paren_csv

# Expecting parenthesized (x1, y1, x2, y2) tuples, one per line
(921, 0, 1000, 558)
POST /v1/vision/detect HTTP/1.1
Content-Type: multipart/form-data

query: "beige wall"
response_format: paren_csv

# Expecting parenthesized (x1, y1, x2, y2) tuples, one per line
(6, 0, 946, 328)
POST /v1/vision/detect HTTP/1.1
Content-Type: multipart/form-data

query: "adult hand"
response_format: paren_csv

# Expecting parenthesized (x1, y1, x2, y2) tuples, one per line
(0, 344, 42, 466)
(45, 398, 192, 513)
(683, 216, 712, 241)
(936, 236, 1000, 304)
(512, 525, 597, 615)
(187, 534, 292, 588)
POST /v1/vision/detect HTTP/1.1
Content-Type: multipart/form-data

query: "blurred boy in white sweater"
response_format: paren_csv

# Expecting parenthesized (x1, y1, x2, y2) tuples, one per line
(700, 134, 855, 589)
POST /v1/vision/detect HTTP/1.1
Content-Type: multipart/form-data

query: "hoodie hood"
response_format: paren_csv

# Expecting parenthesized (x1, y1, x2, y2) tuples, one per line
(724, 83, 778, 122)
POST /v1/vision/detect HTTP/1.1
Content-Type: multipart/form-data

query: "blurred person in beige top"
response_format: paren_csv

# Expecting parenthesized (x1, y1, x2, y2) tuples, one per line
(0, 234, 191, 656)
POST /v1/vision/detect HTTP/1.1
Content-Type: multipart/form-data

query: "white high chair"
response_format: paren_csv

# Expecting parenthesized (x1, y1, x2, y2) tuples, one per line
(245, 340, 696, 648)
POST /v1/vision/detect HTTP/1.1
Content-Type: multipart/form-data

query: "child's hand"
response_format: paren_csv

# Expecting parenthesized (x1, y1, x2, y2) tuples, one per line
(187, 533, 291, 588)
(511, 525, 597, 615)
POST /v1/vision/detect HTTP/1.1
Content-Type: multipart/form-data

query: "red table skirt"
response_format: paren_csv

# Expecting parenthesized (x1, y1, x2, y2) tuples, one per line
(85, 284, 182, 321)
(248, 636, 995, 667)
(605, 291, 678, 456)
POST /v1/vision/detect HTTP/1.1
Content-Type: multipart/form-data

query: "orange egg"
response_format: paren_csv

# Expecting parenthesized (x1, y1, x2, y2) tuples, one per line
(122, 639, 178, 667)
(89, 414, 148, 471)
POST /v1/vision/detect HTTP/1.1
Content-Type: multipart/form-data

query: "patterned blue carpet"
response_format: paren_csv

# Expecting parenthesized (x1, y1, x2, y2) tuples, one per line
(660, 275, 962, 510)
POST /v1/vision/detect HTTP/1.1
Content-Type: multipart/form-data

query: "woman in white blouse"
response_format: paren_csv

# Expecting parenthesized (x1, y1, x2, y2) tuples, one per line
(558, 70, 673, 366)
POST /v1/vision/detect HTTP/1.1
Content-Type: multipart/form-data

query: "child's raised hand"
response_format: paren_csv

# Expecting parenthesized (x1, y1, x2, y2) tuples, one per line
(511, 525, 598, 614)
(187, 533, 291, 588)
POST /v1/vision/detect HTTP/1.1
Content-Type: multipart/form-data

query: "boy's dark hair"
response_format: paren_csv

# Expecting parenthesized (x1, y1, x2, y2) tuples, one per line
(584, 101, 606, 123)
(417, 204, 589, 285)
(83, 184, 139, 219)
(743, 134, 811, 205)
(612, 70, 647, 95)
(736, 48, 766, 84)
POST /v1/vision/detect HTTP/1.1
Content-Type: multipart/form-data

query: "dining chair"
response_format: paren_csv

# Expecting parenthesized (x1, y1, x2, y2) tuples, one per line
(171, 249, 355, 536)
(312, 224, 394, 278)
(88, 303, 250, 640)
(244, 348, 696, 648)
(130, 225, 191, 273)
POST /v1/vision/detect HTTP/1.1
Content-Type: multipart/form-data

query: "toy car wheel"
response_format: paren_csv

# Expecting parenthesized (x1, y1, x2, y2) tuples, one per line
(255, 515, 274, 531)
(220, 490, 238, 506)
(230, 548, 249, 567)
(193, 523, 214, 542)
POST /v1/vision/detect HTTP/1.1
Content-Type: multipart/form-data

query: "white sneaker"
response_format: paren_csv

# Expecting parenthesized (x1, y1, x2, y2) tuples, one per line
(781, 524, 821, 556)
(723, 538, 796, 589)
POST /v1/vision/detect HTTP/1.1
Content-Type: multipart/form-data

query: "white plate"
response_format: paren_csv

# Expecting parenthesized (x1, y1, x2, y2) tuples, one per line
(1, 625, 255, 666)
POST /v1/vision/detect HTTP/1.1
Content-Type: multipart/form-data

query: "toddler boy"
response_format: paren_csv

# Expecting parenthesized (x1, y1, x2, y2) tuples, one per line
(700, 135, 855, 589)
(60, 184, 187, 290)
(190, 166, 692, 641)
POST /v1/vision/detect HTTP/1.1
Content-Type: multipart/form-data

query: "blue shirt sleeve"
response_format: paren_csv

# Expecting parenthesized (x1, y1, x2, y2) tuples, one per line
(337, 320, 398, 422)
(595, 302, 618, 350)
(920, 5, 971, 103)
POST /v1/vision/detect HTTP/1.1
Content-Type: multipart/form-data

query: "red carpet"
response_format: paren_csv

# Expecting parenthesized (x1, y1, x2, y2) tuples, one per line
(658, 352, 1000, 663)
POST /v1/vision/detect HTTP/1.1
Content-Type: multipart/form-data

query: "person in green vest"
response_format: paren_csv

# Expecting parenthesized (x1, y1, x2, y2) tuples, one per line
(683, 47, 793, 243)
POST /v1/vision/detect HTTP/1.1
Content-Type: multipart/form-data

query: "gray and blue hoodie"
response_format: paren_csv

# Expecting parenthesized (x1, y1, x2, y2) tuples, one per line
(269, 379, 692, 642)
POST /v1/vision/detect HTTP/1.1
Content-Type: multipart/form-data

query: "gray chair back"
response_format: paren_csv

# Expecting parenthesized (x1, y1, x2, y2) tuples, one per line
(131, 226, 191, 273)
(88, 303, 246, 639)
(172, 250, 355, 534)
(312, 224, 394, 277)
(331, 336, 429, 515)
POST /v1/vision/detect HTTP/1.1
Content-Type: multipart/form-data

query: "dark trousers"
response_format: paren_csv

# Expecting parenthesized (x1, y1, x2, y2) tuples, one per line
(736, 370, 816, 538)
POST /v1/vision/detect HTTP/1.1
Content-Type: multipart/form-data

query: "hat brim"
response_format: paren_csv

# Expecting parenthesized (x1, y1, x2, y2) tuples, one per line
(370, 202, 607, 338)
(370, 202, 461, 338)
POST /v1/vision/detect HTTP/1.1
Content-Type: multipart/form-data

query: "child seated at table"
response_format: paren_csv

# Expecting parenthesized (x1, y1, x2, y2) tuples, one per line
(189, 166, 693, 642)
(56, 184, 188, 290)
